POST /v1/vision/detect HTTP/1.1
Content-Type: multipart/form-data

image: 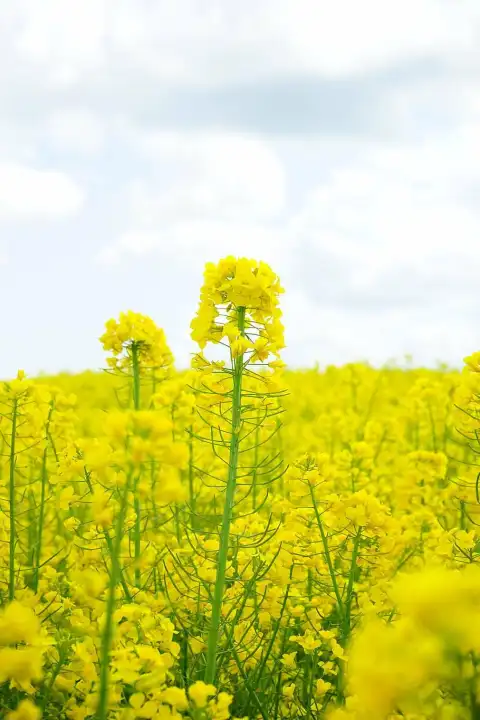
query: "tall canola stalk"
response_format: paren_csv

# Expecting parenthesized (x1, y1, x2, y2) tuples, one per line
(189, 257, 286, 684)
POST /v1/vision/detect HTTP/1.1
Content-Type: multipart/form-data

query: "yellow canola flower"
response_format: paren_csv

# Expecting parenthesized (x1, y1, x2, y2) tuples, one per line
(0, 602, 41, 646)
(161, 686, 189, 710)
(344, 565, 480, 720)
(464, 351, 480, 373)
(101, 311, 174, 374)
(6, 700, 41, 720)
(290, 632, 322, 652)
(188, 681, 217, 707)
(0, 647, 45, 692)
(189, 636, 207, 654)
(316, 679, 333, 697)
(230, 336, 254, 359)
(280, 651, 297, 669)
(190, 256, 284, 359)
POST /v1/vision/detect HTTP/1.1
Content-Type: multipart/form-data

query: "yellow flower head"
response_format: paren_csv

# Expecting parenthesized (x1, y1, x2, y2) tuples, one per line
(7, 700, 41, 720)
(0, 602, 41, 646)
(190, 257, 284, 361)
(188, 680, 217, 708)
(100, 311, 173, 375)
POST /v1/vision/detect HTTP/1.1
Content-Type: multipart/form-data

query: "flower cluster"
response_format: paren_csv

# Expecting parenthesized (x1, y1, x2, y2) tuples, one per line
(190, 256, 285, 362)
(101, 311, 173, 376)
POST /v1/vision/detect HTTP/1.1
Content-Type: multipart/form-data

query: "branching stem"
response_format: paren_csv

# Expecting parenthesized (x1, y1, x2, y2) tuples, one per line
(204, 306, 246, 684)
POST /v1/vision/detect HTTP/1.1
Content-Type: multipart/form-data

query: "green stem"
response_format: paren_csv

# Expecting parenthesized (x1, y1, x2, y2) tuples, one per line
(309, 483, 345, 624)
(131, 342, 141, 411)
(252, 414, 260, 510)
(336, 530, 361, 702)
(33, 405, 53, 594)
(134, 493, 141, 587)
(41, 647, 67, 713)
(253, 582, 290, 690)
(131, 342, 142, 588)
(229, 640, 269, 720)
(188, 423, 196, 529)
(33, 452, 48, 593)
(171, 405, 182, 544)
(303, 650, 317, 719)
(273, 629, 289, 720)
(104, 532, 132, 601)
(343, 529, 361, 640)
(9, 398, 18, 602)
(83, 470, 131, 601)
(204, 306, 246, 684)
(97, 475, 130, 720)
(181, 631, 189, 688)
(276, 415, 285, 495)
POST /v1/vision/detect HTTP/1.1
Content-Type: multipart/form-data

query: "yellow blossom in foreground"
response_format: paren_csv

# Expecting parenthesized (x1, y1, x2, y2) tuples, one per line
(6, 700, 41, 720)
(188, 681, 218, 707)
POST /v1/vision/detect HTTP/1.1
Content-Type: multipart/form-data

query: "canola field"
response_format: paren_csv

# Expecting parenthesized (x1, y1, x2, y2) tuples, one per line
(2, 257, 480, 720)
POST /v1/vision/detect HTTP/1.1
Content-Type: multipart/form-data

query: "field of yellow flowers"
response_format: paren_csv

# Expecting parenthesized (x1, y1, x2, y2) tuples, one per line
(2, 257, 480, 720)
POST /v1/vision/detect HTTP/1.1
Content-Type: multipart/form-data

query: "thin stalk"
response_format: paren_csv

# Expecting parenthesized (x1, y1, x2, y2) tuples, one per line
(131, 341, 141, 411)
(428, 402, 437, 452)
(150, 458, 159, 529)
(308, 652, 318, 720)
(33, 404, 53, 593)
(171, 405, 182, 544)
(307, 567, 313, 601)
(188, 423, 196, 528)
(252, 582, 290, 692)
(204, 306, 246, 684)
(97, 475, 130, 720)
(9, 398, 18, 601)
(40, 647, 67, 713)
(276, 415, 285, 495)
(229, 640, 269, 720)
(104, 531, 132, 602)
(27, 493, 36, 572)
(336, 530, 361, 703)
(252, 413, 260, 510)
(83, 469, 131, 601)
(131, 342, 142, 587)
(343, 529, 361, 640)
(273, 628, 289, 720)
(303, 650, 317, 719)
(309, 483, 345, 624)
(181, 631, 189, 688)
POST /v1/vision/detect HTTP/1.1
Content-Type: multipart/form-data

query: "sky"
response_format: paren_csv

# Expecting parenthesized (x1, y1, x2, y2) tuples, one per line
(0, 0, 479, 377)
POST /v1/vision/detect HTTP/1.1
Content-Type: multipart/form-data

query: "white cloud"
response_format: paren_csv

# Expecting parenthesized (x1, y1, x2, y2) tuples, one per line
(0, 124, 37, 164)
(0, 163, 84, 219)
(278, 122, 480, 365)
(263, 0, 478, 78)
(13, 0, 108, 86)
(46, 108, 105, 153)
(7, 0, 480, 87)
(106, 120, 480, 282)
(122, 222, 285, 264)
(99, 131, 288, 264)
(132, 131, 286, 220)
(292, 124, 480, 279)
